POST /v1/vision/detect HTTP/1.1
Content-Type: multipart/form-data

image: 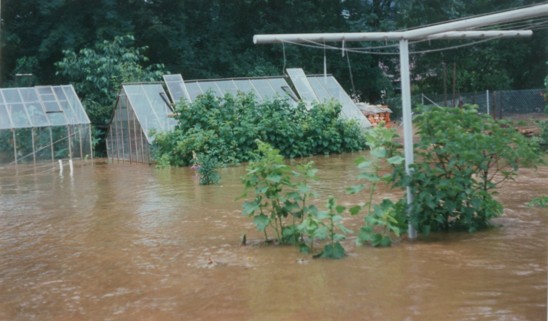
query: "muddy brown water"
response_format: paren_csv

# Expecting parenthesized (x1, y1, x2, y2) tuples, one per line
(0, 154, 546, 321)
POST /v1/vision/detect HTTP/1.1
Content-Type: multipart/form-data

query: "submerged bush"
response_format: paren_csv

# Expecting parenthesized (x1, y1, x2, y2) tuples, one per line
(394, 105, 542, 234)
(152, 92, 367, 166)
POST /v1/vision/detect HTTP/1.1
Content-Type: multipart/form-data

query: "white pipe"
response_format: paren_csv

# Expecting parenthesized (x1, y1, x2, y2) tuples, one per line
(399, 39, 417, 239)
(404, 4, 548, 39)
(254, 30, 533, 44)
(69, 159, 73, 177)
(425, 30, 532, 40)
(58, 160, 63, 175)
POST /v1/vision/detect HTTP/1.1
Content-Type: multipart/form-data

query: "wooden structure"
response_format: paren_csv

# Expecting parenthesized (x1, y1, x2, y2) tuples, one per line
(356, 103, 392, 127)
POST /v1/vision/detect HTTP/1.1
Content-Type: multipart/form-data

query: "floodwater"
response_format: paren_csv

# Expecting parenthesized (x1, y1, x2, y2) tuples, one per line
(0, 154, 546, 321)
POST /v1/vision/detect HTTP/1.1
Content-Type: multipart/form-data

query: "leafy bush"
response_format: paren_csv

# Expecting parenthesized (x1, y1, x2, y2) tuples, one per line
(538, 120, 548, 151)
(196, 153, 221, 185)
(347, 123, 407, 247)
(396, 105, 542, 234)
(152, 92, 367, 166)
(240, 141, 351, 258)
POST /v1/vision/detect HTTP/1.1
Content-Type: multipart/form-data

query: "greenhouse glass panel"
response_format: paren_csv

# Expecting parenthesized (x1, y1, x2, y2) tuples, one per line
(25, 103, 50, 127)
(215, 80, 239, 96)
(307, 77, 333, 102)
(307, 75, 371, 128)
(19, 88, 40, 102)
(35, 127, 53, 161)
(197, 82, 223, 97)
(286, 68, 318, 107)
(249, 79, 277, 101)
(3, 88, 22, 103)
(62, 86, 90, 124)
(0, 104, 12, 129)
(7, 104, 31, 128)
(232, 80, 257, 99)
(269, 78, 297, 102)
(164, 74, 191, 103)
(185, 82, 203, 101)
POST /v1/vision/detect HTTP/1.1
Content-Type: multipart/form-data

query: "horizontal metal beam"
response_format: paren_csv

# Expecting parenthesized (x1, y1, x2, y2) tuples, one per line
(253, 30, 533, 44)
(253, 3, 548, 44)
(425, 30, 532, 39)
(403, 3, 548, 39)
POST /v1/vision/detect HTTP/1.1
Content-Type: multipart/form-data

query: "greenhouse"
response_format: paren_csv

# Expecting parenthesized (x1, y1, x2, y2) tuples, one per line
(0, 85, 92, 165)
(106, 69, 371, 163)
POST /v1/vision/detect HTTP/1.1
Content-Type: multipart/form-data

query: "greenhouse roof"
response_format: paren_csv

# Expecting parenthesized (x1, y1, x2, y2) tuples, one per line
(182, 77, 298, 104)
(0, 85, 90, 130)
(119, 84, 178, 143)
(162, 69, 370, 128)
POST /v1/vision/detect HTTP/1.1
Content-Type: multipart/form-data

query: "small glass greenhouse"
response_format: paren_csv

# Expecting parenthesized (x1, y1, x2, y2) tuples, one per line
(0, 85, 92, 165)
(106, 69, 371, 163)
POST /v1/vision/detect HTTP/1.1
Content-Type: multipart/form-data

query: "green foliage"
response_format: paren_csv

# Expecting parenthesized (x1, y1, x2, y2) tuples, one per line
(55, 35, 166, 127)
(152, 92, 367, 167)
(315, 197, 351, 259)
(538, 120, 548, 151)
(527, 196, 548, 208)
(399, 105, 542, 234)
(348, 124, 406, 246)
(358, 199, 406, 247)
(241, 142, 350, 258)
(196, 153, 221, 185)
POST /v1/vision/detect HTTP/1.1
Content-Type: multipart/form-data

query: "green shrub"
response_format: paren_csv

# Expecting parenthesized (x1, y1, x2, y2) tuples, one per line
(152, 92, 367, 166)
(240, 141, 351, 258)
(396, 105, 542, 234)
(196, 153, 221, 185)
(347, 123, 406, 247)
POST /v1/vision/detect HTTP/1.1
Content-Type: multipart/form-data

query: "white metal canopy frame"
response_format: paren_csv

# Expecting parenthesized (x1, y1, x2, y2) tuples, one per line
(253, 3, 548, 239)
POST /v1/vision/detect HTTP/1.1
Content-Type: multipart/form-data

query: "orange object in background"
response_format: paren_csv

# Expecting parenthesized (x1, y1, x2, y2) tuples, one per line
(356, 103, 392, 128)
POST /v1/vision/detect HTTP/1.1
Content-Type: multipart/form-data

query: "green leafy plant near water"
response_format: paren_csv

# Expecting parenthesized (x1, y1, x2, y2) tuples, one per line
(152, 92, 367, 167)
(393, 105, 542, 234)
(196, 153, 221, 185)
(527, 196, 548, 208)
(240, 105, 543, 259)
(240, 141, 351, 258)
(348, 123, 406, 247)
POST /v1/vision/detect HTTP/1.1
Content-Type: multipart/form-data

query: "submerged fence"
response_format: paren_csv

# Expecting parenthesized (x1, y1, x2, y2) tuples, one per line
(419, 88, 545, 118)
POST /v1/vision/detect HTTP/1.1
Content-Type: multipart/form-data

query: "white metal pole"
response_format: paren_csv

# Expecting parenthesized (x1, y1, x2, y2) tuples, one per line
(403, 4, 548, 39)
(399, 39, 417, 239)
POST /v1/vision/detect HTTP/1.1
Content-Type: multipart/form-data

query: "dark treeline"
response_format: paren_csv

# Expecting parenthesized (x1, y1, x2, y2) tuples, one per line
(2, 0, 547, 103)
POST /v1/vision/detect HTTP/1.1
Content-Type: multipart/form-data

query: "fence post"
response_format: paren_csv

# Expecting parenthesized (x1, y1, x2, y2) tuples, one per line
(486, 90, 490, 115)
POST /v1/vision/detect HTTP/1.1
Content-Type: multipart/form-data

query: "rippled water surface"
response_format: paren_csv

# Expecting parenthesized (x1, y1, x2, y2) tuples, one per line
(0, 155, 546, 321)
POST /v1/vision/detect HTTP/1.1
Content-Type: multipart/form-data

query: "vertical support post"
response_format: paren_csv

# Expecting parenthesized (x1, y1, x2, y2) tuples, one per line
(486, 90, 490, 115)
(31, 128, 36, 164)
(12, 129, 17, 165)
(49, 127, 54, 162)
(399, 39, 417, 240)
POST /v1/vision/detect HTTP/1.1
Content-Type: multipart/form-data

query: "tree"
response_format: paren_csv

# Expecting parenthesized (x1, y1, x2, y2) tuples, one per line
(55, 35, 166, 154)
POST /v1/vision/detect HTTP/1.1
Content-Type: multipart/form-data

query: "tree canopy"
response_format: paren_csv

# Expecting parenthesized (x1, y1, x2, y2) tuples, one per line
(2, 0, 546, 103)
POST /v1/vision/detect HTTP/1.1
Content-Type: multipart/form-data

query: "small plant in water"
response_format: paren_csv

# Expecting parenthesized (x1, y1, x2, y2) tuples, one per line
(527, 196, 548, 208)
(241, 141, 351, 258)
(196, 153, 221, 185)
(347, 123, 406, 247)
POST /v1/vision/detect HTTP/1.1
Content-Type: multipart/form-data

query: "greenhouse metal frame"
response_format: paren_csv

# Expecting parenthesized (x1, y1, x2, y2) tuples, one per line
(0, 85, 92, 165)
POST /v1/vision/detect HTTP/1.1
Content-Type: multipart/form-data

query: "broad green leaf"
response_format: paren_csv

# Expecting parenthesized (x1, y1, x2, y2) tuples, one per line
(253, 214, 270, 231)
(242, 200, 259, 216)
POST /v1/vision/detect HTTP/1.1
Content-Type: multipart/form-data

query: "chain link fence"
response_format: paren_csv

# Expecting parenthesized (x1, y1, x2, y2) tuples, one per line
(418, 88, 545, 118)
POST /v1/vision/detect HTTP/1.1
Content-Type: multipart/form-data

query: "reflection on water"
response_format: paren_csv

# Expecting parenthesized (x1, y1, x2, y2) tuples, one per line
(0, 155, 546, 321)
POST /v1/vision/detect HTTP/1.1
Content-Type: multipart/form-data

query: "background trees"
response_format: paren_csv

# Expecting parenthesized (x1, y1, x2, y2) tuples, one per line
(1, 0, 546, 122)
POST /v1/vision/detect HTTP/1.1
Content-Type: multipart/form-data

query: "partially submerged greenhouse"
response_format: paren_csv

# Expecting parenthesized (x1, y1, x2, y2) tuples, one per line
(0, 85, 92, 165)
(106, 68, 371, 163)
